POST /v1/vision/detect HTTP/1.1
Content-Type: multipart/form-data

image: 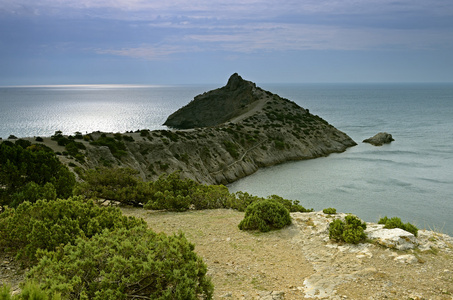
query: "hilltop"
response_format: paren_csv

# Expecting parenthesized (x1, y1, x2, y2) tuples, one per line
(119, 208, 453, 300)
(19, 73, 356, 185)
(164, 73, 268, 129)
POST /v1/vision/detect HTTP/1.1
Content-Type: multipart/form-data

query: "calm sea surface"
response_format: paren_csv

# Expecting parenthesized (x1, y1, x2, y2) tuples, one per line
(1, 83, 452, 234)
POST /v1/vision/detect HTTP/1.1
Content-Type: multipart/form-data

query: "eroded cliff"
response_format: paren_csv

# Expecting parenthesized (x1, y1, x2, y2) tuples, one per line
(50, 74, 357, 184)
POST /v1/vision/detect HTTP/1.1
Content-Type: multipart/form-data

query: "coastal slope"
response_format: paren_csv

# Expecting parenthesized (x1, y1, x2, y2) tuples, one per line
(43, 74, 357, 184)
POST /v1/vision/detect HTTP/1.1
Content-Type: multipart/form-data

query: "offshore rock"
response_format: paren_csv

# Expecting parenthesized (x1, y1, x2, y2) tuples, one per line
(363, 132, 394, 146)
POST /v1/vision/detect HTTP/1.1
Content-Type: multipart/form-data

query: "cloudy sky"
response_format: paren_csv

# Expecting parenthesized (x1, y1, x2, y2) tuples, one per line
(1, 0, 453, 85)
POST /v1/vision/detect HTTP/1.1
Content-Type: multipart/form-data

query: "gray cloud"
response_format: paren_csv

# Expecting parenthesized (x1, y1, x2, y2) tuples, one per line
(2, 0, 453, 83)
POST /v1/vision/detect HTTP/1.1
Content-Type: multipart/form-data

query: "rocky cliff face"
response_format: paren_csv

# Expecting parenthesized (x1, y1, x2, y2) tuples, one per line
(59, 74, 357, 184)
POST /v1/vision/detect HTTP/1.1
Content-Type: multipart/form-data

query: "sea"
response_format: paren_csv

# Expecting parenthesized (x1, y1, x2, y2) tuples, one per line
(1, 83, 452, 235)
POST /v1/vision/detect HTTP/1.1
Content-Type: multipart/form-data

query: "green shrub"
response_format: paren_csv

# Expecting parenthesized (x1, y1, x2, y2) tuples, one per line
(0, 141, 75, 207)
(144, 172, 232, 211)
(238, 199, 291, 232)
(274, 140, 285, 150)
(267, 194, 313, 213)
(140, 129, 149, 136)
(189, 184, 231, 210)
(27, 227, 213, 300)
(9, 181, 57, 207)
(76, 169, 230, 212)
(329, 215, 367, 244)
(323, 207, 337, 214)
(64, 141, 86, 163)
(113, 132, 123, 140)
(378, 216, 418, 236)
(90, 136, 127, 158)
(74, 167, 150, 207)
(0, 197, 145, 263)
(227, 191, 261, 212)
(122, 135, 134, 142)
(50, 131, 70, 147)
(74, 132, 83, 139)
(226, 193, 312, 213)
(223, 140, 239, 159)
(75, 169, 310, 215)
(64, 141, 85, 156)
(144, 172, 196, 211)
(160, 130, 179, 142)
(0, 282, 62, 300)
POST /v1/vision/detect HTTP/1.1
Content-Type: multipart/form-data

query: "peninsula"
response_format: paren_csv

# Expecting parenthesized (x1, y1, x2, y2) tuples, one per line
(34, 73, 357, 184)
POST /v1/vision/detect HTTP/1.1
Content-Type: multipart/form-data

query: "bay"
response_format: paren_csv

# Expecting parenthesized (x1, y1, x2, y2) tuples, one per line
(229, 83, 453, 235)
(1, 83, 452, 234)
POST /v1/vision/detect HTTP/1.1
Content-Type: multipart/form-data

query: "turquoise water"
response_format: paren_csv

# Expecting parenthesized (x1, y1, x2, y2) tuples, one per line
(229, 83, 453, 235)
(1, 83, 452, 234)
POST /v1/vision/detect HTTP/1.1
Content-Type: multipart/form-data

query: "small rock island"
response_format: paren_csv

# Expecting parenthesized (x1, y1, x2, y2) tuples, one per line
(363, 132, 394, 146)
(45, 74, 358, 184)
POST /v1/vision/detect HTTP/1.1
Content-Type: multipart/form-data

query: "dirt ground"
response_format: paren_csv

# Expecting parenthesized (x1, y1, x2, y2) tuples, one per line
(120, 208, 453, 300)
(2, 208, 453, 299)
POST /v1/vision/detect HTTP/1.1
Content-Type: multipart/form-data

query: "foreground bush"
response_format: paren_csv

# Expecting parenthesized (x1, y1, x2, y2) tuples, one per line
(0, 140, 75, 208)
(329, 215, 367, 244)
(27, 227, 213, 300)
(378, 216, 418, 237)
(238, 199, 291, 232)
(0, 197, 145, 263)
(267, 194, 313, 213)
(0, 282, 61, 300)
(144, 172, 199, 211)
(75, 168, 313, 214)
(323, 207, 337, 214)
(226, 192, 312, 213)
(74, 167, 150, 207)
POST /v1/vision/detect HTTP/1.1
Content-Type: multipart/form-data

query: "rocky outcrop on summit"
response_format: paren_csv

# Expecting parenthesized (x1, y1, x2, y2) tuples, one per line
(50, 74, 357, 185)
(363, 132, 394, 146)
(164, 73, 261, 129)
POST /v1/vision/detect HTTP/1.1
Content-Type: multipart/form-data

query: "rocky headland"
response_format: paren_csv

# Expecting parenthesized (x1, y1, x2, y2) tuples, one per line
(32, 73, 356, 185)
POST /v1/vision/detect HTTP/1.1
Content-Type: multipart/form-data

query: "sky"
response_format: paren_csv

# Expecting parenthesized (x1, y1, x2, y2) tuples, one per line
(1, 0, 453, 85)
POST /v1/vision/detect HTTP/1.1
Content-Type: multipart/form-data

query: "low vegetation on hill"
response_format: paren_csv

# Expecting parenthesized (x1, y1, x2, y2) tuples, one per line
(0, 138, 315, 298)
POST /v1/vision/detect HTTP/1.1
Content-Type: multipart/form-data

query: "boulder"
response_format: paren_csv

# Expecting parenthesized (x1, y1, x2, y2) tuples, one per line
(363, 132, 394, 146)
(394, 254, 418, 264)
(366, 224, 416, 250)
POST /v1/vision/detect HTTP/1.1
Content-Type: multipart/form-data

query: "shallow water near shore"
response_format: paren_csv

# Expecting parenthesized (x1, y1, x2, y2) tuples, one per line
(1, 83, 452, 234)
(229, 83, 453, 235)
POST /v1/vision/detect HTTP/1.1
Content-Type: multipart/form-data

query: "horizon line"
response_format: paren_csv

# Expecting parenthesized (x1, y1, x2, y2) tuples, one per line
(1, 81, 453, 88)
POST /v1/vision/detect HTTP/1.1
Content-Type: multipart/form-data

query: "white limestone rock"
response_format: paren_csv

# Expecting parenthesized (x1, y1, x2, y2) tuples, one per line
(394, 254, 418, 264)
(366, 224, 417, 250)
